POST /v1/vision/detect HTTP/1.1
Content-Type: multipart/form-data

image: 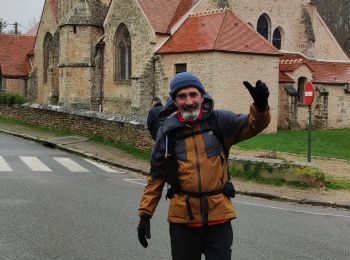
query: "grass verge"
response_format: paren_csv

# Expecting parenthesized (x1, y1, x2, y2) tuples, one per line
(325, 176, 350, 190)
(236, 128, 350, 161)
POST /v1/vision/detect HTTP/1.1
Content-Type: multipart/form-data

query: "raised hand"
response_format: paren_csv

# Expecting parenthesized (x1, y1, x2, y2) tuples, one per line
(243, 80, 269, 109)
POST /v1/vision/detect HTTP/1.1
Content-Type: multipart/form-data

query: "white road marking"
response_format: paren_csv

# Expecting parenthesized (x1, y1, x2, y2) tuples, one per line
(19, 156, 52, 172)
(124, 179, 350, 219)
(234, 201, 350, 218)
(0, 156, 12, 171)
(84, 159, 125, 173)
(123, 179, 146, 185)
(123, 178, 168, 190)
(53, 157, 89, 172)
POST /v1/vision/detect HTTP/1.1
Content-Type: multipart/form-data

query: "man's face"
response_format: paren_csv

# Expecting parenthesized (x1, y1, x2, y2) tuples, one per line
(174, 87, 204, 121)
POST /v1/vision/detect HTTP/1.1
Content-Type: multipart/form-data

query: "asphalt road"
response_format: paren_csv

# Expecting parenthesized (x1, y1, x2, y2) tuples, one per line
(0, 133, 349, 259)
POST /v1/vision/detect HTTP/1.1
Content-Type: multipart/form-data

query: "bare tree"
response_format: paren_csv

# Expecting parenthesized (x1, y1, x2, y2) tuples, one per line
(314, 0, 350, 57)
(0, 18, 7, 33)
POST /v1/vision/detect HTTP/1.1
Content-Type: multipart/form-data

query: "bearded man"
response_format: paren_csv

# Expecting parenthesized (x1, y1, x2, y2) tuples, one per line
(137, 72, 271, 260)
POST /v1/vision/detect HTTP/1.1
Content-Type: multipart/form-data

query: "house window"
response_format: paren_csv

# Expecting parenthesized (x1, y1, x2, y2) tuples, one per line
(298, 77, 307, 103)
(115, 24, 131, 81)
(272, 28, 282, 50)
(43, 33, 53, 84)
(175, 63, 187, 74)
(257, 14, 271, 41)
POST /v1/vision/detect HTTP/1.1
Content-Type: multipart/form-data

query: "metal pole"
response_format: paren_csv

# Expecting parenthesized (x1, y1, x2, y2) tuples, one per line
(307, 105, 312, 162)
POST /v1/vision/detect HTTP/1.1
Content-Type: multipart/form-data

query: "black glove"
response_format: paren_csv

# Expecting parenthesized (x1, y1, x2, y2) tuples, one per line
(243, 80, 269, 110)
(137, 215, 151, 248)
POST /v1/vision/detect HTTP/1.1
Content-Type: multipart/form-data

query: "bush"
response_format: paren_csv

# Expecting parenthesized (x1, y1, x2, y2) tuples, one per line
(0, 93, 27, 106)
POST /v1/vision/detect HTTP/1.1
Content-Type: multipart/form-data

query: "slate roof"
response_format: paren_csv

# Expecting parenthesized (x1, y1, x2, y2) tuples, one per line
(280, 54, 350, 85)
(157, 10, 281, 55)
(0, 35, 35, 78)
(137, 0, 198, 34)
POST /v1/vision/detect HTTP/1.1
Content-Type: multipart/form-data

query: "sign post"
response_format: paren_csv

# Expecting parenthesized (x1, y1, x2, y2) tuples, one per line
(304, 82, 315, 162)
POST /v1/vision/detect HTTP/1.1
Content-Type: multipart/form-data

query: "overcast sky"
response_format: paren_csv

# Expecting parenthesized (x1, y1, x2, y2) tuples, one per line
(0, 0, 45, 33)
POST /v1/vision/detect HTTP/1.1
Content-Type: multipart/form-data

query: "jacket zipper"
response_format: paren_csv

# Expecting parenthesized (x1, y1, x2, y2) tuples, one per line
(192, 134, 204, 221)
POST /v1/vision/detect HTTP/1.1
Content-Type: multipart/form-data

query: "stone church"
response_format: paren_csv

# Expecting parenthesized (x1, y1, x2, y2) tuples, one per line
(26, 0, 349, 132)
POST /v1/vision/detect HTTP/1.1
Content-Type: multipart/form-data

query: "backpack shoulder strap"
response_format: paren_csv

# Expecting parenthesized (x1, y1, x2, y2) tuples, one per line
(207, 112, 228, 159)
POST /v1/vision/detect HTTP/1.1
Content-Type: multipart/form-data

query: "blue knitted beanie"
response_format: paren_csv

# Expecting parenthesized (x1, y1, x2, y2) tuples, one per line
(169, 72, 206, 99)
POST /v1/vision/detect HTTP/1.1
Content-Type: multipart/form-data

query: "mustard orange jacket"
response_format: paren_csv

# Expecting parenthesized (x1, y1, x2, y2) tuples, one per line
(139, 97, 270, 224)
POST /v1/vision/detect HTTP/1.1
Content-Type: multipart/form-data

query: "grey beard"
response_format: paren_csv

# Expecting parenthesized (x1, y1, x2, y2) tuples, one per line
(181, 107, 201, 121)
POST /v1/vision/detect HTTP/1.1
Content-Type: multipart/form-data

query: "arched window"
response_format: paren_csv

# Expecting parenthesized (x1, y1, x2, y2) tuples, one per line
(257, 14, 271, 41)
(43, 33, 53, 84)
(298, 77, 307, 103)
(272, 28, 282, 49)
(114, 24, 131, 81)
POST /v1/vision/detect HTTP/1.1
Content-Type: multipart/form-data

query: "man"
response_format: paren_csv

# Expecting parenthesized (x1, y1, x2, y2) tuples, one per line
(146, 96, 163, 140)
(138, 72, 270, 259)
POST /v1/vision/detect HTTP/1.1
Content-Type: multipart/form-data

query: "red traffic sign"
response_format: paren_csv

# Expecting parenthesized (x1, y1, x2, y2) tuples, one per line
(304, 82, 315, 105)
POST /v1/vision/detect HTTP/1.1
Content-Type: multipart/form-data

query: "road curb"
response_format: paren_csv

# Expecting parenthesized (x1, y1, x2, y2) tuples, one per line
(1, 128, 349, 211)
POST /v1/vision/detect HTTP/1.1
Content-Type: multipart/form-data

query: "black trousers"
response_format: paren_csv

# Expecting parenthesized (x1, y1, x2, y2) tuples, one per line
(169, 221, 233, 260)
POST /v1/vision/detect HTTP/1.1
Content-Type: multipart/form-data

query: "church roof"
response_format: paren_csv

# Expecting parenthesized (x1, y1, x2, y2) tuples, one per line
(157, 10, 281, 55)
(137, 0, 198, 34)
(0, 35, 35, 78)
(280, 54, 350, 85)
(59, 0, 108, 27)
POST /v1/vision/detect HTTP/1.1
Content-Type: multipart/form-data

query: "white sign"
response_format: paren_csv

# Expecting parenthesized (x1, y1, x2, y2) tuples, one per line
(305, 91, 313, 97)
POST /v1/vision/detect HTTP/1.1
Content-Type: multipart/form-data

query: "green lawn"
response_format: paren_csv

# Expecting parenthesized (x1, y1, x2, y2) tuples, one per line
(236, 128, 350, 160)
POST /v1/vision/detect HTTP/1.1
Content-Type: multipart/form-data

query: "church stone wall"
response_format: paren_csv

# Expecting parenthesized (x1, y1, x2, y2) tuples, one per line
(102, 0, 157, 114)
(59, 25, 102, 65)
(33, 0, 59, 104)
(58, 25, 103, 109)
(310, 12, 349, 61)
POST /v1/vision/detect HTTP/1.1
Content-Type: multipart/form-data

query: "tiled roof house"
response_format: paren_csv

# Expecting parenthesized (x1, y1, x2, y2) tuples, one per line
(0, 34, 35, 95)
(26, 0, 350, 130)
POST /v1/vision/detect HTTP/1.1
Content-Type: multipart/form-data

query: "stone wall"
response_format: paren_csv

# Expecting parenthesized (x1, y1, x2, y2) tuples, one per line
(326, 84, 350, 128)
(0, 104, 153, 152)
(278, 84, 299, 129)
(102, 0, 157, 114)
(1, 79, 26, 95)
(229, 155, 326, 188)
(309, 8, 349, 61)
(33, 0, 59, 104)
(58, 25, 103, 109)
(160, 52, 279, 133)
(226, 0, 348, 60)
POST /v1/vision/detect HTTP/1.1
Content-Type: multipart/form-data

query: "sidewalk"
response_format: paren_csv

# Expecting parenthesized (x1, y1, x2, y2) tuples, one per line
(1, 121, 349, 210)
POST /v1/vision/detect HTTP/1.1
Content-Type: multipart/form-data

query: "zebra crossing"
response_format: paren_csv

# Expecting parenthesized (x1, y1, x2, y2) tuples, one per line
(0, 156, 124, 173)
